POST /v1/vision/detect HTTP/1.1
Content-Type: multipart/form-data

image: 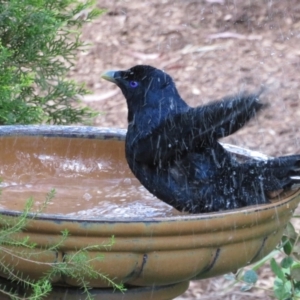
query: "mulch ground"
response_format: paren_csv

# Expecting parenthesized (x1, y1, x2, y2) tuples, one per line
(68, 0, 300, 298)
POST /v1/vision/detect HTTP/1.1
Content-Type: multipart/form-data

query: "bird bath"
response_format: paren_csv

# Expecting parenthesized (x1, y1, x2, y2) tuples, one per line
(0, 125, 299, 300)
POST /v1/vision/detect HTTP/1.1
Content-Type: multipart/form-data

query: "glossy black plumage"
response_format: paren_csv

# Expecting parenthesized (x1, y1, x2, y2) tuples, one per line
(102, 65, 300, 213)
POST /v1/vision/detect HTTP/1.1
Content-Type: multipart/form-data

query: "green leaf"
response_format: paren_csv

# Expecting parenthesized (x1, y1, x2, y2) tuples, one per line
(273, 278, 292, 300)
(282, 236, 294, 256)
(291, 239, 300, 261)
(240, 284, 253, 292)
(283, 222, 297, 240)
(294, 281, 300, 294)
(223, 273, 236, 281)
(243, 270, 258, 284)
(281, 257, 294, 269)
(271, 258, 286, 281)
(291, 264, 300, 281)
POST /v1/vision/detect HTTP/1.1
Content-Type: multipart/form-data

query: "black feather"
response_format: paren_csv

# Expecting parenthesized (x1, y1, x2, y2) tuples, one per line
(102, 65, 300, 213)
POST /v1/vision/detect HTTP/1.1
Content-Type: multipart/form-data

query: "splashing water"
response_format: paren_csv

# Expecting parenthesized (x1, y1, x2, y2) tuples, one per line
(0, 161, 184, 219)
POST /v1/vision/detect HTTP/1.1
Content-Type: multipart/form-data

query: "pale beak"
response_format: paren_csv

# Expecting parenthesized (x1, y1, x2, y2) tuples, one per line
(101, 70, 117, 83)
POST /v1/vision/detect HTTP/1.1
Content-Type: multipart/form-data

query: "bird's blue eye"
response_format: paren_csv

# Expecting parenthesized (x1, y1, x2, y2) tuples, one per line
(129, 81, 139, 88)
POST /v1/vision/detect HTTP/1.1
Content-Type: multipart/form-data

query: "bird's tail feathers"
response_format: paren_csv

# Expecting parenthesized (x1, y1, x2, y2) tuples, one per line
(264, 155, 300, 191)
(289, 176, 300, 190)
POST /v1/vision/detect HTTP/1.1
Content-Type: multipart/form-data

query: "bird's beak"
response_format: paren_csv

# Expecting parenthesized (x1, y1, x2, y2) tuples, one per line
(101, 70, 118, 84)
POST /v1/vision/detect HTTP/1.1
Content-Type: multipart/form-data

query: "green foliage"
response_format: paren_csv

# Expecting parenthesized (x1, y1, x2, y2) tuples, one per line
(223, 220, 300, 300)
(0, 189, 126, 299)
(0, 0, 103, 125)
(242, 269, 258, 285)
(270, 221, 300, 300)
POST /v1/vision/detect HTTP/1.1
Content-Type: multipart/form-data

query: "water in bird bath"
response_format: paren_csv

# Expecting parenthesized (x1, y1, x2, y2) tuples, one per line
(0, 135, 184, 219)
(0, 177, 182, 218)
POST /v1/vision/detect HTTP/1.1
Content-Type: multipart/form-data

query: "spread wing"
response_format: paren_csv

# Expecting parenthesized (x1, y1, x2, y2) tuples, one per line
(127, 91, 265, 164)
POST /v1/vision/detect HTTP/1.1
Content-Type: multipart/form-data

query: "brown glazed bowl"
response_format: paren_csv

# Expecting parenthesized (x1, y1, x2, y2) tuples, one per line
(0, 126, 299, 299)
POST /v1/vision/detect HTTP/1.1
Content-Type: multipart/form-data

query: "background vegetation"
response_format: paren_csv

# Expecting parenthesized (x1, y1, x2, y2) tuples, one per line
(0, 0, 100, 125)
(0, 1, 124, 299)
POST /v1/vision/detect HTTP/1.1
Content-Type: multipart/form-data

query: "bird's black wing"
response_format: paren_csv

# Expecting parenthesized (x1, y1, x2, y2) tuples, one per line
(192, 91, 265, 139)
(128, 91, 265, 164)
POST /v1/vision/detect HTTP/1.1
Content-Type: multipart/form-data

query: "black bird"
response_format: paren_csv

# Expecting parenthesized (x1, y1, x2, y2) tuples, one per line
(102, 65, 300, 213)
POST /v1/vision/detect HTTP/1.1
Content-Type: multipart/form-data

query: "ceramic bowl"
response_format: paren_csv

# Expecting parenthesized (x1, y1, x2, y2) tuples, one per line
(0, 126, 298, 292)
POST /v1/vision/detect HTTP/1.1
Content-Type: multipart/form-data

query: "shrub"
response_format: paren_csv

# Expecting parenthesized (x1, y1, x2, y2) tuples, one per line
(0, 0, 102, 125)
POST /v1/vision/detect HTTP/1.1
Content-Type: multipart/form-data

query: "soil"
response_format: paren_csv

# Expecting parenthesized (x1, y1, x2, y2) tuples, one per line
(68, 0, 300, 298)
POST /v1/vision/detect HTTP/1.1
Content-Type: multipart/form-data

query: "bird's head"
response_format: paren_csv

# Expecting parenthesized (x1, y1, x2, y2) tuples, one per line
(102, 65, 188, 123)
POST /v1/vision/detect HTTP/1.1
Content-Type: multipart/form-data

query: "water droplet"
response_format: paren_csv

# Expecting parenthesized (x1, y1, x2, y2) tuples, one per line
(83, 193, 92, 201)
